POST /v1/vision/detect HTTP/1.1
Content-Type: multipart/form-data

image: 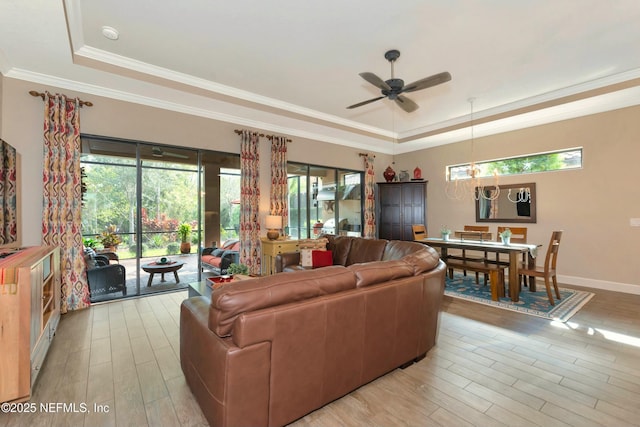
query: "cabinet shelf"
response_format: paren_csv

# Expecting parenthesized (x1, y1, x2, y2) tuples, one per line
(0, 246, 60, 403)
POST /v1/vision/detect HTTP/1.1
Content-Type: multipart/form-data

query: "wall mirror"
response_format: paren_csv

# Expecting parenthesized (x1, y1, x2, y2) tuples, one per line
(475, 182, 536, 223)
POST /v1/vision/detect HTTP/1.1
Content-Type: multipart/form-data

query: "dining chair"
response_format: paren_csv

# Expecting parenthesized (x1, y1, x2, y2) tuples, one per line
(448, 225, 490, 283)
(518, 230, 563, 305)
(495, 226, 528, 286)
(497, 226, 527, 244)
(411, 224, 427, 241)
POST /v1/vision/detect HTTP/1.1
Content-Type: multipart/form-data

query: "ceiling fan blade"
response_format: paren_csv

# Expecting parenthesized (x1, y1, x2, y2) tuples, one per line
(359, 72, 391, 90)
(395, 95, 419, 113)
(402, 71, 452, 93)
(347, 96, 386, 109)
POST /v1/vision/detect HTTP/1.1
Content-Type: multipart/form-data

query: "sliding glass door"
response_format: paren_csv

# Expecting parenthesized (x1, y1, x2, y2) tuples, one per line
(81, 135, 239, 302)
(287, 162, 363, 239)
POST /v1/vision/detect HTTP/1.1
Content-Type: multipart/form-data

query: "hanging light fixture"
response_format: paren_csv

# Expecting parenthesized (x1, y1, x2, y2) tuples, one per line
(445, 98, 500, 201)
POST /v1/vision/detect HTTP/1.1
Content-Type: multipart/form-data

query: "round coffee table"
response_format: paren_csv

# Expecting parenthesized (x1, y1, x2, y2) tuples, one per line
(141, 261, 185, 287)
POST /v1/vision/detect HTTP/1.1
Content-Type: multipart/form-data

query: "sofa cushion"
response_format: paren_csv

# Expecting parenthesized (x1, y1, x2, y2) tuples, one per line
(401, 246, 441, 274)
(347, 260, 414, 288)
(345, 238, 387, 266)
(382, 240, 432, 261)
(222, 239, 239, 250)
(326, 235, 354, 266)
(209, 265, 356, 336)
(212, 248, 225, 257)
(202, 255, 222, 268)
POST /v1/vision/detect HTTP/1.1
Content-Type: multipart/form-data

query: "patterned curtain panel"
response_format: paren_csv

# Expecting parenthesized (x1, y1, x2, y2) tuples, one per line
(269, 136, 288, 227)
(363, 155, 376, 238)
(41, 93, 90, 312)
(239, 131, 262, 275)
(0, 139, 17, 245)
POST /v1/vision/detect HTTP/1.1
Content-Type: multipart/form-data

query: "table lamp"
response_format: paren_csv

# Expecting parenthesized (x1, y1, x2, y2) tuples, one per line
(265, 215, 282, 240)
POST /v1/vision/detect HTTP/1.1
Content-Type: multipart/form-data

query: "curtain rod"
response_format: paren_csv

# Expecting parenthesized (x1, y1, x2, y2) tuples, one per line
(234, 129, 265, 137)
(359, 152, 375, 158)
(266, 135, 292, 143)
(29, 90, 93, 107)
(233, 129, 291, 142)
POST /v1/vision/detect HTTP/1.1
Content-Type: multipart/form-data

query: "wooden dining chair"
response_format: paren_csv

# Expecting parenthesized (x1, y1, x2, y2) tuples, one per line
(411, 224, 427, 241)
(518, 230, 563, 305)
(497, 226, 528, 244)
(496, 226, 528, 286)
(448, 225, 490, 283)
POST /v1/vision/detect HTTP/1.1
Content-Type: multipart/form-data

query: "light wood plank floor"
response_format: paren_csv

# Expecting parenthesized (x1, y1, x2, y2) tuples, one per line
(2, 285, 640, 427)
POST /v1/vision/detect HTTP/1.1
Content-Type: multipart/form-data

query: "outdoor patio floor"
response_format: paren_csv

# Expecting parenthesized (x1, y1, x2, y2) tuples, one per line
(91, 252, 219, 303)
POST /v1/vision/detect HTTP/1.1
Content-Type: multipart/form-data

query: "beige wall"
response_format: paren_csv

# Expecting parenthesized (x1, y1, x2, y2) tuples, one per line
(3, 75, 637, 293)
(394, 106, 640, 293)
(0, 77, 391, 246)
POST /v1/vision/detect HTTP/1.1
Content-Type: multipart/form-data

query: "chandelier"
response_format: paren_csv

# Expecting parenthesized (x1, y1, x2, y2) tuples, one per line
(445, 98, 500, 201)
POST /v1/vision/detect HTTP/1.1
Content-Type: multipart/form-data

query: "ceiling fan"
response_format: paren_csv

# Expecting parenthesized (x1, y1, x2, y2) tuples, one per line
(151, 146, 189, 159)
(347, 49, 451, 113)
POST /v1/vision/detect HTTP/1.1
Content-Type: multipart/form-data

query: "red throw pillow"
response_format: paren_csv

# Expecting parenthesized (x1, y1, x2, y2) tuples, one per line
(312, 250, 333, 268)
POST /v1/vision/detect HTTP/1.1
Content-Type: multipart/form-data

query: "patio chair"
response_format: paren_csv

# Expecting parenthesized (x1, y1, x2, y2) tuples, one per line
(85, 249, 127, 302)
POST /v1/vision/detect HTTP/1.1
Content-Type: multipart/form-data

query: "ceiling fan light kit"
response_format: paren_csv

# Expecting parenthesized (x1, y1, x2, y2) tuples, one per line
(347, 49, 451, 113)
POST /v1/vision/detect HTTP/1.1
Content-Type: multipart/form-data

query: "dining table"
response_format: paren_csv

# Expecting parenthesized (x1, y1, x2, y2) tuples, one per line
(418, 237, 540, 302)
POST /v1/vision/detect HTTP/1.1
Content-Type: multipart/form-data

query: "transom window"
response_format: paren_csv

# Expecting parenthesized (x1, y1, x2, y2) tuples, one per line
(447, 147, 582, 181)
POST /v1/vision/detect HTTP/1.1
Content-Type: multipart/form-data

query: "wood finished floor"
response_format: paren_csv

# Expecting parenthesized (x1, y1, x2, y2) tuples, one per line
(2, 285, 640, 427)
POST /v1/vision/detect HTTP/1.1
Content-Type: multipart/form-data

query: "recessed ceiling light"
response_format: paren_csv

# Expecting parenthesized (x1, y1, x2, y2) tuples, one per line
(101, 26, 119, 41)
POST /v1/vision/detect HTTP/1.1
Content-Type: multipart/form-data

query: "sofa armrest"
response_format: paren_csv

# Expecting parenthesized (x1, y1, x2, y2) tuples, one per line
(180, 297, 271, 427)
(275, 252, 301, 273)
(220, 250, 239, 270)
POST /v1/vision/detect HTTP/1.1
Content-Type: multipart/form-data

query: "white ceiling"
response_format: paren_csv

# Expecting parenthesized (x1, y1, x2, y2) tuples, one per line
(2, 0, 640, 154)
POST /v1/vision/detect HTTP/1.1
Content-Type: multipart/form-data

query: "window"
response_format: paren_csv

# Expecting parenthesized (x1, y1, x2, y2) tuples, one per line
(448, 147, 582, 181)
(219, 168, 241, 242)
(287, 163, 363, 239)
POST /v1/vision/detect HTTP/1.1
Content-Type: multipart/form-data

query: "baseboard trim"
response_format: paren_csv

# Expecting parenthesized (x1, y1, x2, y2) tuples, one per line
(558, 274, 640, 295)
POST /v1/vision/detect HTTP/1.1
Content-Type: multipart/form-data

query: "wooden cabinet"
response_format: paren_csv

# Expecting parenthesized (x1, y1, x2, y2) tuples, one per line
(0, 246, 60, 403)
(261, 238, 299, 275)
(377, 181, 427, 241)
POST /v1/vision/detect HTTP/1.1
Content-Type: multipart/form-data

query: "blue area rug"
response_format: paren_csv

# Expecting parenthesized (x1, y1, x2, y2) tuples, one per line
(445, 273, 594, 322)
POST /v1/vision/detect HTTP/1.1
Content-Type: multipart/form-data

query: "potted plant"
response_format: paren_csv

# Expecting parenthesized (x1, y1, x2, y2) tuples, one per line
(499, 228, 512, 245)
(227, 262, 249, 277)
(441, 226, 452, 241)
(100, 225, 122, 251)
(178, 223, 192, 254)
(83, 237, 99, 250)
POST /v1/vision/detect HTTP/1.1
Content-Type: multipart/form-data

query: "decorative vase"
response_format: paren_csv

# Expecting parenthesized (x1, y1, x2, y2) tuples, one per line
(383, 166, 396, 182)
(399, 170, 410, 182)
(413, 166, 422, 180)
(442, 233, 450, 241)
(501, 236, 511, 245)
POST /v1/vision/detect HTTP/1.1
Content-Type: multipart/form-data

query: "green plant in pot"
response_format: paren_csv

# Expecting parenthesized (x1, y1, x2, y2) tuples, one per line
(441, 226, 452, 241)
(100, 225, 122, 251)
(499, 228, 512, 245)
(178, 223, 192, 254)
(227, 263, 249, 275)
(83, 237, 99, 250)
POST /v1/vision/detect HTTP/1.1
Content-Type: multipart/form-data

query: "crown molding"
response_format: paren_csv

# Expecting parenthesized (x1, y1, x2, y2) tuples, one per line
(6, 67, 395, 154)
(73, 45, 395, 140)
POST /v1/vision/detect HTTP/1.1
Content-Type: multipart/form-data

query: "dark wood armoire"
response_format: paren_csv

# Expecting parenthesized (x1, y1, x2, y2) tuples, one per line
(377, 181, 427, 241)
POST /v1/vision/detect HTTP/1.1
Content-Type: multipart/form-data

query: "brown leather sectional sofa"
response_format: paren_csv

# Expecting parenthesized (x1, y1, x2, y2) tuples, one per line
(180, 236, 446, 427)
